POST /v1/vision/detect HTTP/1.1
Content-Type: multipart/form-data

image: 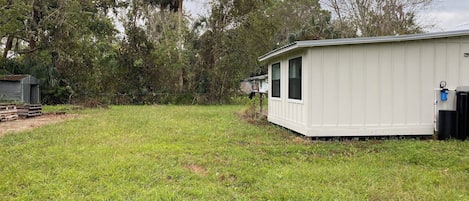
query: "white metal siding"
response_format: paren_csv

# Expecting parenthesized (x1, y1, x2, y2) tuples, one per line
(268, 35, 469, 137)
(307, 37, 469, 136)
(350, 47, 366, 126)
(268, 52, 307, 134)
(462, 43, 469, 86)
(391, 44, 407, 125)
(309, 49, 324, 125)
(322, 47, 339, 126)
(419, 42, 436, 126)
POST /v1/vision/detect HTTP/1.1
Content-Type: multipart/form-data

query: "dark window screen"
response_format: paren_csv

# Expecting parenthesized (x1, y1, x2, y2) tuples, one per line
(289, 57, 302, 100)
(271, 63, 280, 98)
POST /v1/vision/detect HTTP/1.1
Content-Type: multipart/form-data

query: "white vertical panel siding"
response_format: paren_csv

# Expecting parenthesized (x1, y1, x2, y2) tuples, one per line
(447, 43, 460, 89)
(434, 43, 447, 85)
(309, 49, 324, 124)
(303, 52, 312, 125)
(365, 45, 381, 125)
(338, 46, 353, 126)
(350, 46, 366, 126)
(289, 102, 305, 122)
(405, 42, 422, 125)
(379, 44, 393, 125)
(420, 43, 436, 125)
(268, 99, 282, 118)
(391, 44, 407, 125)
(307, 41, 441, 136)
(322, 47, 339, 125)
(461, 43, 469, 86)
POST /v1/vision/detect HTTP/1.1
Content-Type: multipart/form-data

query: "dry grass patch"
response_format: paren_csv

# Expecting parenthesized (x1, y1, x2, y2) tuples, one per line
(0, 113, 78, 137)
(183, 164, 208, 176)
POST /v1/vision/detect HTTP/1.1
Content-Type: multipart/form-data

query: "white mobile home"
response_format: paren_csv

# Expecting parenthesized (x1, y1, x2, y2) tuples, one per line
(240, 74, 269, 94)
(259, 30, 469, 137)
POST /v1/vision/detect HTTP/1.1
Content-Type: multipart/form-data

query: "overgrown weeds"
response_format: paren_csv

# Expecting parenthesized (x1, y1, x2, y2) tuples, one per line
(235, 99, 268, 125)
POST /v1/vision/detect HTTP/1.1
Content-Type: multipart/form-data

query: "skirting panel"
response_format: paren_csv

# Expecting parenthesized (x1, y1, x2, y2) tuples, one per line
(304, 125, 434, 137)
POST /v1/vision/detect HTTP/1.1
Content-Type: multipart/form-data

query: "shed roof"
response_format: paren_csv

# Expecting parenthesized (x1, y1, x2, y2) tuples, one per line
(259, 29, 469, 62)
(0, 75, 29, 81)
(244, 74, 268, 81)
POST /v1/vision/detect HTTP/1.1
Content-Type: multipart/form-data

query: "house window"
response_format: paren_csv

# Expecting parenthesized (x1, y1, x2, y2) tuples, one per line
(289, 57, 302, 100)
(271, 63, 280, 98)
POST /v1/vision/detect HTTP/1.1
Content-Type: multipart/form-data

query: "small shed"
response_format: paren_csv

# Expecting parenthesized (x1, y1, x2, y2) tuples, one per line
(259, 30, 469, 137)
(0, 75, 40, 104)
(240, 74, 269, 94)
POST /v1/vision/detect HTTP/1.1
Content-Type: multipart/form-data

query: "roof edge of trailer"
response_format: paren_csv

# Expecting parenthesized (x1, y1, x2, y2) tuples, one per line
(258, 29, 469, 62)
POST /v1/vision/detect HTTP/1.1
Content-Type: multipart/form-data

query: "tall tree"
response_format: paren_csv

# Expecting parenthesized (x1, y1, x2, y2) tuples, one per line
(188, 0, 342, 103)
(323, 0, 433, 36)
(266, 0, 348, 43)
(0, 0, 121, 103)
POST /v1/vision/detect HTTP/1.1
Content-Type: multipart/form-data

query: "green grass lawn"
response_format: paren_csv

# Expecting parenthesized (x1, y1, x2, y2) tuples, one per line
(0, 105, 468, 200)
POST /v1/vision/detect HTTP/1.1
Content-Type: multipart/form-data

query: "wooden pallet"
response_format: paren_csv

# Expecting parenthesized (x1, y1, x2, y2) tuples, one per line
(0, 104, 18, 122)
(0, 104, 16, 111)
(17, 104, 42, 117)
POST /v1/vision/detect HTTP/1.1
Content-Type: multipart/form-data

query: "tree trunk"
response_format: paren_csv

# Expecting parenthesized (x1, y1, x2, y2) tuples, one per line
(177, 0, 184, 92)
(2, 36, 14, 58)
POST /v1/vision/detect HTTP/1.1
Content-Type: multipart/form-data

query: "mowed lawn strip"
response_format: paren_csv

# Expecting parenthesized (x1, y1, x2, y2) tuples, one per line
(0, 105, 468, 200)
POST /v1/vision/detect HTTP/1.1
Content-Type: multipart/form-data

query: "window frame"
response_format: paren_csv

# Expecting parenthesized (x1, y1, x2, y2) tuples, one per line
(271, 62, 281, 99)
(288, 56, 302, 101)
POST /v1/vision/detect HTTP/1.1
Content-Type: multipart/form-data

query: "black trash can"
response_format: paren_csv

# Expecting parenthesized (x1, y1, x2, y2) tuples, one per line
(438, 110, 456, 140)
(456, 86, 469, 140)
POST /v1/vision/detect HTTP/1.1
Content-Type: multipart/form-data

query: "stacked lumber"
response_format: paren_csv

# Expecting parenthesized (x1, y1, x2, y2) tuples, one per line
(17, 104, 42, 117)
(0, 104, 18, 122)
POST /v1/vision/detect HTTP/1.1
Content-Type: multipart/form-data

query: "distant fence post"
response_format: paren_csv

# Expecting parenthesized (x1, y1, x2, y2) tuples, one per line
(259, 93, 263, 113)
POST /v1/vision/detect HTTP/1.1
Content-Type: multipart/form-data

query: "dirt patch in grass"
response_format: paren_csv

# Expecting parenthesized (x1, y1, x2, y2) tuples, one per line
(183, 164, 208, 176)
(0, 113, 78, 137)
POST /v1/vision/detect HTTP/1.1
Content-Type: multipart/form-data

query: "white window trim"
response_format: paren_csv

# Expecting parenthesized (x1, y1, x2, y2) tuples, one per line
(287, 56, 303, 102)
(270, 61, 282, 99)
(287, 98, 303, 104)
(271, 97, 282, 101)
